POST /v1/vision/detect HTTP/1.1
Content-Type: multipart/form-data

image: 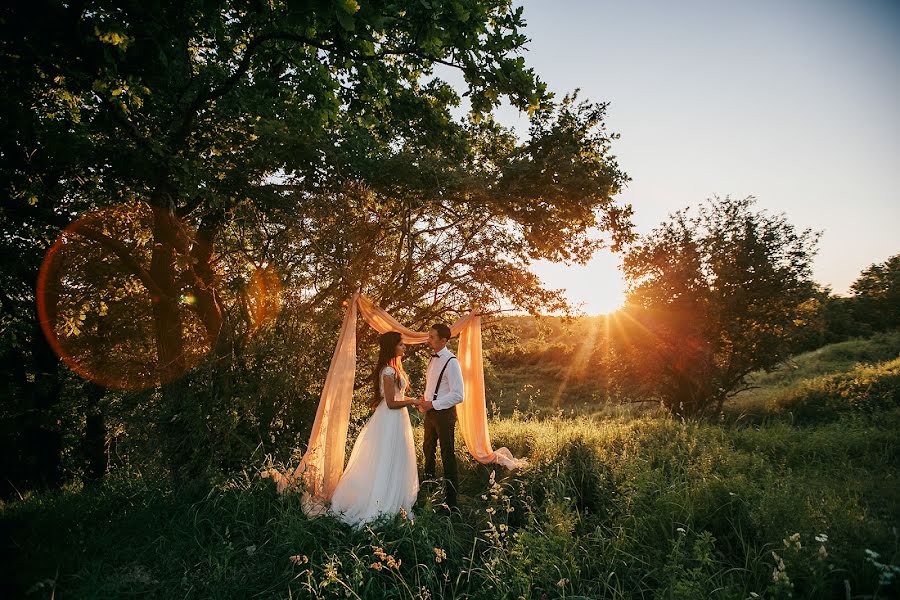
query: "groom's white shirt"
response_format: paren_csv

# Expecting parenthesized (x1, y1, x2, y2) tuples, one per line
(425, 346, 464, 411)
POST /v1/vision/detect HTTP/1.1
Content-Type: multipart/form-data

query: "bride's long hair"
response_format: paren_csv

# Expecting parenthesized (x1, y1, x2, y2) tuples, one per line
(370, 331, 409, 411)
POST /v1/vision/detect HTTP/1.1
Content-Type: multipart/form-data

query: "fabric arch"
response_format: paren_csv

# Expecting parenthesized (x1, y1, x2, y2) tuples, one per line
(263, 291, 527, 514)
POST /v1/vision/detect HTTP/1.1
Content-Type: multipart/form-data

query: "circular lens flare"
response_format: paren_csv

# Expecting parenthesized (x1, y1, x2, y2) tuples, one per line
(36, 202, 212, 390)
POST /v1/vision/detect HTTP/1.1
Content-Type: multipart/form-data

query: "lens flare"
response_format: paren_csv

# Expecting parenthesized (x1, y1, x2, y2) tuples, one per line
(36, 202, 212, 390)
(245, 264, 282, 335)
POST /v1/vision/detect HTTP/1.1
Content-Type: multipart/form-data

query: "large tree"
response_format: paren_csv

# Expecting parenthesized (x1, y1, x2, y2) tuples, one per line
(617, 196, 819, 417)
(1, 0, 632, 488)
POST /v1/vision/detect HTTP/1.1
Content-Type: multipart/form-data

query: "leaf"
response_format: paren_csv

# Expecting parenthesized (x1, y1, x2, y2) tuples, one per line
(335, 0, 359, 31)
(451, 2, 470, 22)
(335, 0, 360, 14)
(335, 9, 356, 31)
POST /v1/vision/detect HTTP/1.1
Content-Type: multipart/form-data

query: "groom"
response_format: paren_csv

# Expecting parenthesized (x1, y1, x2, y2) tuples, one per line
(418, 323, 464, 512)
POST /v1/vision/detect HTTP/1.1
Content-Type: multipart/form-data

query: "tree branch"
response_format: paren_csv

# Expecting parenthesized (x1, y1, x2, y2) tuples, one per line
(68, 222, 170, 301)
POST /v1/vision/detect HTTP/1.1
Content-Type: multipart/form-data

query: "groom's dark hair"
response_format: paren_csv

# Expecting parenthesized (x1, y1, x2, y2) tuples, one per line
(431, 323, 451, 341)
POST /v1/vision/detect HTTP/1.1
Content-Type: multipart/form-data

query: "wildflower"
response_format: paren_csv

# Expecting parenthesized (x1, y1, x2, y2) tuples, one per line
(370, 562, 384, 571)
(783, 532, 801, 549)
(399, 506, 408, 520)
(289, 555, 309, 565)
(371, 544, 400, 570)
(771, 551, 792, 588)
(676, 527, 686, 534)
(818, 545, 828, 560)
(486, 506, 495, 515)
(557, 578, 569, 587)
(434, 547, 447, 563)
(499, 524, 508, 532)
(814, 533, 828, 543)
(772, 568, 791, 586)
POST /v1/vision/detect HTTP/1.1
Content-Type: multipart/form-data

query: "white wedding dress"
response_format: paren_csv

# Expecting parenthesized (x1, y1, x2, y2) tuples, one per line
(328, 366, 419, 528)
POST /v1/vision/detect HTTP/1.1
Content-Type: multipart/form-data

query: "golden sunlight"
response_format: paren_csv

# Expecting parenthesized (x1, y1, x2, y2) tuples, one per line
(531, 253, 626, 315)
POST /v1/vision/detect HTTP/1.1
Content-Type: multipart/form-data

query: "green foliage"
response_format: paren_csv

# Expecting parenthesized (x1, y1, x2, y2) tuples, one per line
(851, 254, 900, 333)
(790, 255, 899, 351)
(1, 0, 634, 492)
(618, 195, 821, 417)
(750, 331, 900, 389)
(5, 407, 899, 598)
(771, 357, 900, 424)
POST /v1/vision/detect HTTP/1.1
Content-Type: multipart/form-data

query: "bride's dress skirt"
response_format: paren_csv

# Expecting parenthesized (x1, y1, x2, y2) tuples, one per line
(329, 398, 419, 528)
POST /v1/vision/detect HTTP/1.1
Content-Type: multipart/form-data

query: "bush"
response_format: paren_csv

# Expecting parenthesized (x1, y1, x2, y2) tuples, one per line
(774, 357, 900, 424)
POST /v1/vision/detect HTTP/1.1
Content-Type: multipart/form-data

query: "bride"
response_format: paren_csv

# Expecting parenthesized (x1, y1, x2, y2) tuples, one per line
(328, 331, 422, 527)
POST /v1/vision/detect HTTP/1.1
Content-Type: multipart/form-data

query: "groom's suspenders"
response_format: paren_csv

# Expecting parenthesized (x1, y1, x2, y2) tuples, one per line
(432, 356, 458, 404)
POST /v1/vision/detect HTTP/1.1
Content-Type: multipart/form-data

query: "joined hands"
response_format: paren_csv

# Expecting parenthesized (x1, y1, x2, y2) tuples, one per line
(404, 396, 431, 412)
(403, 394, 433, 413)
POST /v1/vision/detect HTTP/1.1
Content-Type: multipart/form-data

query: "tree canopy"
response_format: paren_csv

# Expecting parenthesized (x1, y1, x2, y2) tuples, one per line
(0, 0, 633, 491)
(617, 196, 820, 417)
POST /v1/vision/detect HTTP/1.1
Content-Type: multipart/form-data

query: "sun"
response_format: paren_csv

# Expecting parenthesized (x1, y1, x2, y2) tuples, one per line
(531, 255, 626, 315)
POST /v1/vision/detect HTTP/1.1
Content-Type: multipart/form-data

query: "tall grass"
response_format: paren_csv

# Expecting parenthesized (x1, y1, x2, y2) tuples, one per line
(3, 407, 898, 599)
(730, 331, 900, 410)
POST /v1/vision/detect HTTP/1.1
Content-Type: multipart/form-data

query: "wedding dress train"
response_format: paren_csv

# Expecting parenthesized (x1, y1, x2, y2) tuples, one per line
(328, 366, 419, 527)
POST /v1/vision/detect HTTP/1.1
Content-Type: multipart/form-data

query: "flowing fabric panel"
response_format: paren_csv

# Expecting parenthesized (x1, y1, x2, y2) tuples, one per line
(457, 315, 528, 470)
(263, 292, 360, 514)
(356, 293, 477, 341)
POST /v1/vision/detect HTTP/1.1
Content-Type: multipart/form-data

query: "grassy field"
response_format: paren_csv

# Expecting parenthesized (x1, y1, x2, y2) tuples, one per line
(2, 336, 899, 599)
(727, 331, 900, 417)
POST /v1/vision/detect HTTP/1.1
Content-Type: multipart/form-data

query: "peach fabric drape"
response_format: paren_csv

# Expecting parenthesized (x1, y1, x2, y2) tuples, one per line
(263, 292, 527, 513)
(456, 314, 525, 470)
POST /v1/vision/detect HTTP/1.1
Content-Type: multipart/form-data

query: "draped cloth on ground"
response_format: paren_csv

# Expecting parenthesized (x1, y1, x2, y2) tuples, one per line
(262, 292, 527, 515)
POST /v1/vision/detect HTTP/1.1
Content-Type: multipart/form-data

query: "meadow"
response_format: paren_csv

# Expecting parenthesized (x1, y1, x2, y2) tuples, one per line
(3, 3, 897, 598)
(3, 335, 898, 599)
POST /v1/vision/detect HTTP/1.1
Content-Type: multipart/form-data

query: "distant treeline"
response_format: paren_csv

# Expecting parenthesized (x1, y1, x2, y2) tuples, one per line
(484, 252, 900, 415)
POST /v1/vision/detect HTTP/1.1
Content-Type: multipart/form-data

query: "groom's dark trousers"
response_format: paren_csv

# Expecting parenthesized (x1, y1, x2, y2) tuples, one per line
(423, 406, 459, 506)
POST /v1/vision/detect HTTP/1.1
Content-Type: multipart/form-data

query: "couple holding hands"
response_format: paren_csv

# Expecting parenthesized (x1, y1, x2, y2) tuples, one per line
(328, 323, 463, 527)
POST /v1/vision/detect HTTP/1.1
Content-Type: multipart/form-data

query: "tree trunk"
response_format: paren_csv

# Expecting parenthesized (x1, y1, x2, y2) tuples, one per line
(189, 212, 226, 350)
(149, 201, 197, 488)
(82, 382, 108, 483)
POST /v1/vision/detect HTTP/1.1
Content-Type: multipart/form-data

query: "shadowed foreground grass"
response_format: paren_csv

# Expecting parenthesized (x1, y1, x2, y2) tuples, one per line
(2, 406, 899, 599)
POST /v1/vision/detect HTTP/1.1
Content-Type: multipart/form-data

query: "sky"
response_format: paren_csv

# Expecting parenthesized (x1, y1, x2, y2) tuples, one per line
(448, 0, 900, 314)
